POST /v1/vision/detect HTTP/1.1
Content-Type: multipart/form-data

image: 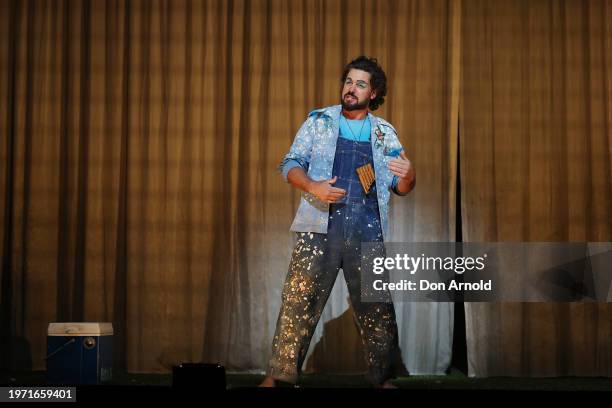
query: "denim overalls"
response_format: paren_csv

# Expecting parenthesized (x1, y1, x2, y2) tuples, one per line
(267, 136, 401, 385)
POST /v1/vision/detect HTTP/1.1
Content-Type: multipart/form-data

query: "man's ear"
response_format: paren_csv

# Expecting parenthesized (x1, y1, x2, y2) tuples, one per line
(370, 90, 377, 100)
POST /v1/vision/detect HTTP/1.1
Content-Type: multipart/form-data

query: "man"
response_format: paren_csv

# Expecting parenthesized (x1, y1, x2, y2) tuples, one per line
(260, 56, 415, 388)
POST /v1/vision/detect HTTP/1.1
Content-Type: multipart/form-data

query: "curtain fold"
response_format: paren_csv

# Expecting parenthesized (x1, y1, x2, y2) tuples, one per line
(461, 0, 612, 376)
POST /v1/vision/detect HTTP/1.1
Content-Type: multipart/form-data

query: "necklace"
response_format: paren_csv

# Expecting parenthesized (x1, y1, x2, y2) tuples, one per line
(343, 115, 368, 143)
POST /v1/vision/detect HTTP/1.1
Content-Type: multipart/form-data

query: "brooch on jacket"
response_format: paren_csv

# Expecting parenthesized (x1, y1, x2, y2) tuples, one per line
(374, 125, 385, 149)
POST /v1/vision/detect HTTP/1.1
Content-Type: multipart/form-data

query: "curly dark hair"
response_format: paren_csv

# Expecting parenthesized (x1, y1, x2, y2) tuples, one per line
(340, 56, 387, 111)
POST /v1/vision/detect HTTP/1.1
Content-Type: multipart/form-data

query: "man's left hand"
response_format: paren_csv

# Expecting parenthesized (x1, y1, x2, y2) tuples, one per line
(388, 151, 413, 180)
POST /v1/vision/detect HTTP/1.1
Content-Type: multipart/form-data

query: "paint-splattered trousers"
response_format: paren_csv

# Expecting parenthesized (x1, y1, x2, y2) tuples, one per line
(266, 199, 401, 385)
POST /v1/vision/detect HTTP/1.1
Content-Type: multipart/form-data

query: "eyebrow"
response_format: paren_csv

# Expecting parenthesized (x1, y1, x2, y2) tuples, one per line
(346, 77, 369, 85)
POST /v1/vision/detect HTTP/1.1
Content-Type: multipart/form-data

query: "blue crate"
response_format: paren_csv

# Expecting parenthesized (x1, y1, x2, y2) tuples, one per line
(47, 323, 113, 385)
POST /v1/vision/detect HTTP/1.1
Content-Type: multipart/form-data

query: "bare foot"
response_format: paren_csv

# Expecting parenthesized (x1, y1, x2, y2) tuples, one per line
(258, 376, 276, 387)
(375, 380, 398, 389)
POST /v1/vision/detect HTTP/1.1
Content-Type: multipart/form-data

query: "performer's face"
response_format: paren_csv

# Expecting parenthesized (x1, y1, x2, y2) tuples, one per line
(341, 68, 377, 111)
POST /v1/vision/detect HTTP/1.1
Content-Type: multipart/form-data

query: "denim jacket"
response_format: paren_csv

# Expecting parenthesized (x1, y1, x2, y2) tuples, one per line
(278, 105, 406, 242)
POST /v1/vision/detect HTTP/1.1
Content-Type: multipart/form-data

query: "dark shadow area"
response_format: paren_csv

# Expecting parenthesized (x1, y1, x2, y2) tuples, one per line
(451, 132, 468, 375)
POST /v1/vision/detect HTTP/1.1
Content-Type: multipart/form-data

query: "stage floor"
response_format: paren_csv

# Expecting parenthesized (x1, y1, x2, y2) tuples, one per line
(1, 371, 610, 404)
(3, 369, 612, 391)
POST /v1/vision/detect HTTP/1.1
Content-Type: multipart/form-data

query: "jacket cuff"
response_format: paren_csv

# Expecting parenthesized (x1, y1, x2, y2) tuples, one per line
(281, 159, 306, 182)
(391, 175, 409, 196)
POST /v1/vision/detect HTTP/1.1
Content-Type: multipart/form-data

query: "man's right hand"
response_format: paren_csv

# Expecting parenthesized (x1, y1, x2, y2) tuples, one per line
(308, 176, 346, 203)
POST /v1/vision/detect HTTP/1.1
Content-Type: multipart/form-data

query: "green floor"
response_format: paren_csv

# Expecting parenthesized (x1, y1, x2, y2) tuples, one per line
(4, 369, 612, 391)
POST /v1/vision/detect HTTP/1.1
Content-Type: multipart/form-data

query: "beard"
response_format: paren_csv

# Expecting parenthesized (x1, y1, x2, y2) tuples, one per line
(341, 93, 370, 111)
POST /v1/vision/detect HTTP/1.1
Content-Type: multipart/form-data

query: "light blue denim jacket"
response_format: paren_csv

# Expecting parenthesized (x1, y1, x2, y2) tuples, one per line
(278, 105, 406, 242)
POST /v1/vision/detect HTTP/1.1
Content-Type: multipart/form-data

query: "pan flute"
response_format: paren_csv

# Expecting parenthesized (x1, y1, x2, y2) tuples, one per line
(355, 163, 375, 194)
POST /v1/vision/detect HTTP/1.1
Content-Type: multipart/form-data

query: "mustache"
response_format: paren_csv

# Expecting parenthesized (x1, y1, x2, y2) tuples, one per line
(344, 93, 357, 98)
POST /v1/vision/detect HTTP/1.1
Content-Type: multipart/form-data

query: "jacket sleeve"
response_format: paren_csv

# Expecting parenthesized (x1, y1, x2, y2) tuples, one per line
(277, 116, 315, 182)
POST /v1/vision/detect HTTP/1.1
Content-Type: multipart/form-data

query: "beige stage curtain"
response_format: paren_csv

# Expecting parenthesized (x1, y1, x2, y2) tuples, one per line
(0, 0, 456, 374)
(461, 0, 612, 376)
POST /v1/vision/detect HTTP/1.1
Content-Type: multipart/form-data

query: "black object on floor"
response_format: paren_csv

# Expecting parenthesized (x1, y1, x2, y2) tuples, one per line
(172, 363, 226, 391)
